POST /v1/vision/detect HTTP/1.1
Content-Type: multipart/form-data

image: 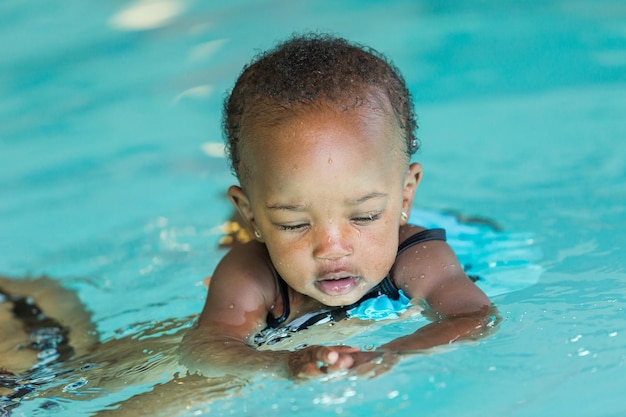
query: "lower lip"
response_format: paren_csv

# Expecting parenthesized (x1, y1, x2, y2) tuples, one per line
(316, 277, 358, 296)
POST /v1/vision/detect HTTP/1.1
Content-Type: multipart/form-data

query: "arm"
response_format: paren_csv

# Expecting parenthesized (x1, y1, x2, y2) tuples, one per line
(383, 225, 497, 352)
(0, 276, 99, 374)
(178, 241, 361, 378)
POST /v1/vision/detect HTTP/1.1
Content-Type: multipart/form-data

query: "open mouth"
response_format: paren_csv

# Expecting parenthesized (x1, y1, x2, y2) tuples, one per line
(316, 276, 359, 296)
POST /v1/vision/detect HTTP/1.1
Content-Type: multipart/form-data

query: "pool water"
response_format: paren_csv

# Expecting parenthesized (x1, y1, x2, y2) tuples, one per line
(1, 0, 625, 416)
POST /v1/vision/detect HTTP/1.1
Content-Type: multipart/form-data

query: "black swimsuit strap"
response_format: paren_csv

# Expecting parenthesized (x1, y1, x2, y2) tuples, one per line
(266, 270, 291, 328)
(397, 228, 446, 257)
(265, 228, 447, 329)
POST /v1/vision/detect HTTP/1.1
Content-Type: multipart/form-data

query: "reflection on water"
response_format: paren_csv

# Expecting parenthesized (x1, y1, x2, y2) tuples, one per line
(110, 0, 188, 31)
(5, 315, 249, 416)
(1, 0, 626, 416)
(2, 207, 544, 415)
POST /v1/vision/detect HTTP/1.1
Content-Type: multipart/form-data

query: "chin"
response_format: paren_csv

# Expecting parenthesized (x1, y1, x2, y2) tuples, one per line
(319, 292, 365, 308)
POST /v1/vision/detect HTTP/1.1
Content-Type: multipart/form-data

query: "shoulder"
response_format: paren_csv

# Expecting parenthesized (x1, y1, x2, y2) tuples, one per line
(198, 241, 279, 334)
(398, 224, 447, 246)
(399, 224, 426, 243)
(210, 240, 278, 305)
(214, 240, 275, 282)
(392, 225, 463, 296)
(392, 226, 491, 315)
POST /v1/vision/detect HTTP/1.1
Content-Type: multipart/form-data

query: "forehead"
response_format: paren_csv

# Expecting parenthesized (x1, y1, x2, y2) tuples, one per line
(238, 100, 407, 198)
(238, 94, 406, 182)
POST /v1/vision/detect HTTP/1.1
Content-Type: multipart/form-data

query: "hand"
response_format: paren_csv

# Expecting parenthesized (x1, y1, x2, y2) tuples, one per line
(287, 346, 399, 379)
(287, 345, 361, 378)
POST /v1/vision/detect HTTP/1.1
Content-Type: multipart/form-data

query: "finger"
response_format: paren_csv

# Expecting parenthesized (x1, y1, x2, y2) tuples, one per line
(312, 346, 340, 366)
(319, 346, 361, 366)
(298, 362, 324, 377)
(325, 349, 340, 365)
(327, 352, 356, 371)
(292, 346, 362, 378)
(323, 346, 362, 371)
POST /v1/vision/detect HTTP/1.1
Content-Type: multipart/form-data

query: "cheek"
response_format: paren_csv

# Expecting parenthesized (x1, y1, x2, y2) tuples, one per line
(265, 238, 310, 274)
(360, 227, 399, 274)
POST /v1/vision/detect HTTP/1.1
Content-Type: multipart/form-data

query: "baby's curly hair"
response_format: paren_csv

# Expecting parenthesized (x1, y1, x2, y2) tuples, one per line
(223, 33, 419, 181)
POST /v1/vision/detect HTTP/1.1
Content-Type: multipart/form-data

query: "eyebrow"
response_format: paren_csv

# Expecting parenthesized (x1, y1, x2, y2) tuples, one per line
(265, 202, 307, 211)
(345, 192, 388, 206)
(266, 192, 388, 211)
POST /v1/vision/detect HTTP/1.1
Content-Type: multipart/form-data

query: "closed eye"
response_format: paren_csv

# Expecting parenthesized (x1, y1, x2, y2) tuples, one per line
(276, 223, 310, 232)
(351, 212, 382, 225)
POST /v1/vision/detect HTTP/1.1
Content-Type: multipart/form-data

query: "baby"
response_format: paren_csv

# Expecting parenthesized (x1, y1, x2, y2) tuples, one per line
(180, 34, 494, 378)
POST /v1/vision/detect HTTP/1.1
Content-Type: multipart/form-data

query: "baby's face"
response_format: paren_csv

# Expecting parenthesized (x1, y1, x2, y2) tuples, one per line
(239, 103, 415, 306)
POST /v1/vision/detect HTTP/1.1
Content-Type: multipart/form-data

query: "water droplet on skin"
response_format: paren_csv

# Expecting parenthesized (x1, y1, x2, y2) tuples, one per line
(419, 274, 425, 279)
(328, 157, 333, 164)
(228, 304, 234, 309)
(410, 276, 417, 281)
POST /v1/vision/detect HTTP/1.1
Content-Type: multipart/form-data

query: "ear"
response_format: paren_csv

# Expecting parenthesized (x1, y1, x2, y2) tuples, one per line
(227, 185, 261, 240)
(400, 162, 422, 225)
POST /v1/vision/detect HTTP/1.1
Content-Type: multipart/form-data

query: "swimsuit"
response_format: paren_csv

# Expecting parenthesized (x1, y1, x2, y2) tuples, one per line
(254, 228, 448, 347)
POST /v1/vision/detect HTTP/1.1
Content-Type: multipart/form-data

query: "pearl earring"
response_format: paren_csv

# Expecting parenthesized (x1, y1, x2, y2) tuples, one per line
(400, 212, 408, 222)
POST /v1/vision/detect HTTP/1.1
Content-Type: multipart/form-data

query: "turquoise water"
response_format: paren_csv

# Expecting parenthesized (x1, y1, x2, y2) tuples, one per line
(1, 0, 625, 416)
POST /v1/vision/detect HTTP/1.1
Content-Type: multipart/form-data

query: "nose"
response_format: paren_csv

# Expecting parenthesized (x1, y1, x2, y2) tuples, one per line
(312, 224, 353, 261)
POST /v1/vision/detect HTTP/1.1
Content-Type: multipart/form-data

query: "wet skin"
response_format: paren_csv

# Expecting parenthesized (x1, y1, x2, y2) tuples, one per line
(180, 100, 492, 378)
(231, 102, 418, 307)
